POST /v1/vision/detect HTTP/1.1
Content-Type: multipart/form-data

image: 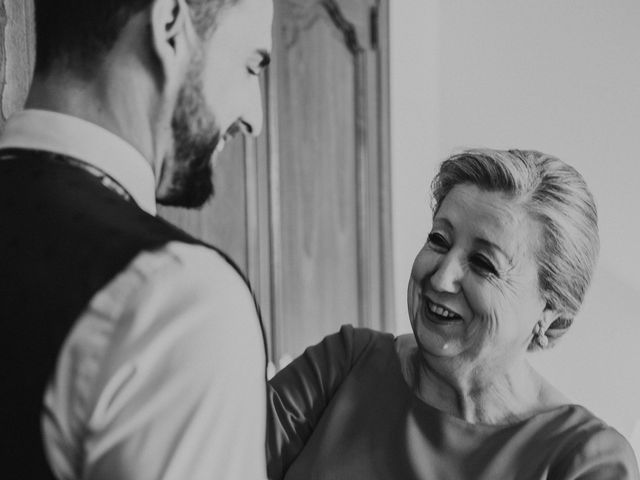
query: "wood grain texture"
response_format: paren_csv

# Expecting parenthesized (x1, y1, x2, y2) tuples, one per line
(0, 0, 34, 130)
(270, 0, 390, 360)
(248, 76, 275, 353)
(374, 0, 394, 329)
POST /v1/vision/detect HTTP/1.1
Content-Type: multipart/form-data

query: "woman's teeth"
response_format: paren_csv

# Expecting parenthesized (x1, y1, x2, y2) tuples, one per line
(427, 300, 459, 319)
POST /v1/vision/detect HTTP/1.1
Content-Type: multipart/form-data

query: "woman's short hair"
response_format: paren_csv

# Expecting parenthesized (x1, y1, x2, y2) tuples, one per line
(431, 149, 599, 349)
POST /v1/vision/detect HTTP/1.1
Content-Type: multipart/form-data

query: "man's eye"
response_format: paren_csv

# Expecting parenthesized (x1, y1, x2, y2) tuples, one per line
(427, 233, 448, 249)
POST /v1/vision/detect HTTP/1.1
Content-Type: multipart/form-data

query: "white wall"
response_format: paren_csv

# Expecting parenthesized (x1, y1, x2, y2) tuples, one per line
(390, 0, 441, 330)
(390, 0, 640, 447)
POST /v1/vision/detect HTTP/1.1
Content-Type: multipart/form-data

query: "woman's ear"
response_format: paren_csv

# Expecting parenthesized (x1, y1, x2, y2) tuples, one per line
(150, 0, 197, 88)
(540, 303, 560, 335)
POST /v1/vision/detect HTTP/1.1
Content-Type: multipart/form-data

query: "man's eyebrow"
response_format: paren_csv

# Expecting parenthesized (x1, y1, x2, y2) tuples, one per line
(433, 218, 452, 230)
(257, 50, 271, 68)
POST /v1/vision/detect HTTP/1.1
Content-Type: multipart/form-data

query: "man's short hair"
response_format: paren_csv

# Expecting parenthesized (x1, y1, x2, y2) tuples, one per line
(34, 0, 239, 75)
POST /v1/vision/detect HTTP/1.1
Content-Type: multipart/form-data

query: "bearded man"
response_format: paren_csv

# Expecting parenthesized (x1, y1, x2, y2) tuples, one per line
(0, 0, 272, 478)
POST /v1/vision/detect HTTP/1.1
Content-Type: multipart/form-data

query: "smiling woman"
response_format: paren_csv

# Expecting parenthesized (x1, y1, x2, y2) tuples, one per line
(408, 184, 548, 369)
(266, 149, 640, 480)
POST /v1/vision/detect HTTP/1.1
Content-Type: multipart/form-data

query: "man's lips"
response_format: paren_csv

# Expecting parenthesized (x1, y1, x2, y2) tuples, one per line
(214, 123, 242, 155)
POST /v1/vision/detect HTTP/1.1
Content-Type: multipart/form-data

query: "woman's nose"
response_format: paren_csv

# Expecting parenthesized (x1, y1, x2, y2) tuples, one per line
(429, 253, 463, 293)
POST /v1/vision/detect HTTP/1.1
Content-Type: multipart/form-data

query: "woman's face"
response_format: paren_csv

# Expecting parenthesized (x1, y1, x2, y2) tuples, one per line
(408, 184, 549, 369)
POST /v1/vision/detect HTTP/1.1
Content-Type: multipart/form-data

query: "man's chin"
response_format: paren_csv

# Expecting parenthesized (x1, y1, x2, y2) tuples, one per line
(156, 167, 215, 209)
(157, 190, 213, 209)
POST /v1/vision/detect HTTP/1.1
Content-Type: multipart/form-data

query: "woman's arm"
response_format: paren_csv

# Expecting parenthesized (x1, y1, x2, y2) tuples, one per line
(266, 324, 370, 479)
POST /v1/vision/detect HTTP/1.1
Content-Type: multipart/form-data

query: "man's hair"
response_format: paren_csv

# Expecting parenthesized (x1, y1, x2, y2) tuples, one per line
(431, 148, 600, 350)
(33, 0, 239, 74)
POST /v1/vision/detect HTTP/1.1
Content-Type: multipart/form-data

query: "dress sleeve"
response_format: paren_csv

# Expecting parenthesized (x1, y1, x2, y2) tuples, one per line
(552, 426, 640, 480)
(266, 324, 367, 479)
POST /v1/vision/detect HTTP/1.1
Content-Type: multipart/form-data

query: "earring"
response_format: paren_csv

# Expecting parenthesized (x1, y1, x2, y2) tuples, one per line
(535, 323, 548, 348)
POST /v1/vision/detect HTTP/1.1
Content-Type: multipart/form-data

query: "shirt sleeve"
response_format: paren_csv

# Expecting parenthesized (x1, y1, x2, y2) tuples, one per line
(552, 426, 640, 480)
(266, 324, 371, 479)
(43, 242, 268, 480)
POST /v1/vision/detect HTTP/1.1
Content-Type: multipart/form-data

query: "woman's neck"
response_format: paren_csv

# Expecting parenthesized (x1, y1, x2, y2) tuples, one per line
(396, 336, 567, 425)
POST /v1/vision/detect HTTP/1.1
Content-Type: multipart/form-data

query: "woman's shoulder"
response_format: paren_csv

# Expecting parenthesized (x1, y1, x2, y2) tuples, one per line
(303, 325, 395, 372)
(544, 404, 639, 478)
(327, 324, 396, 355)
(511, 402, 638, 478)
(334, 324, 394, 340)
(271, 326, 397, 385)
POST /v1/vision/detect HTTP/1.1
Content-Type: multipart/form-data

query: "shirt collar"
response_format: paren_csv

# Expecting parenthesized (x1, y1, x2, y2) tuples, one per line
(0, 109, 157, 215)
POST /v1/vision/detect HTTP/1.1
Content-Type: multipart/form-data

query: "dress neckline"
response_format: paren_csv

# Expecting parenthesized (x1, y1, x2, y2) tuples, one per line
(391, 334, 579, 432)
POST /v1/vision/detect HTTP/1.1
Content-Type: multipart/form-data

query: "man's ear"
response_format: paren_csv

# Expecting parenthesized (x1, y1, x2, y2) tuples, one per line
(150, 0, 197, 87)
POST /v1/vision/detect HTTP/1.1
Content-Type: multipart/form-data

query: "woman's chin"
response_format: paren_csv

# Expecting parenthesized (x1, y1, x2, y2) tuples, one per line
(413, 315, 464, 357)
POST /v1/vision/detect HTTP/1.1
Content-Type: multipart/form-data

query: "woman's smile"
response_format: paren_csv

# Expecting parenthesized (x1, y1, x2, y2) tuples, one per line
(422, 295, 463, 323)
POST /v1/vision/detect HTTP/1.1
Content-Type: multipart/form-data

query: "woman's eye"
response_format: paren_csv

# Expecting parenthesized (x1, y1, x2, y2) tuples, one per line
(427, 233, 449, 250)
(471, 254, 497, 275)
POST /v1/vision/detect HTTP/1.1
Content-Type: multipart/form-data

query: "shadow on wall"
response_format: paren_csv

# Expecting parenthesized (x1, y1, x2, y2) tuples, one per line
(529, 264, 640, 461)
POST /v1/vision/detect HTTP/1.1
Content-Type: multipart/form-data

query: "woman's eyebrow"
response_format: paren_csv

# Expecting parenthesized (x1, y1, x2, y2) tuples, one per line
(475, 238, 514, 265)
(434, 217, 513, 261)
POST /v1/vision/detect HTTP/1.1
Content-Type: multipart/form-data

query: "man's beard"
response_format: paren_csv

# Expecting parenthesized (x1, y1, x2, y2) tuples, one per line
(157, 58, 221, 209)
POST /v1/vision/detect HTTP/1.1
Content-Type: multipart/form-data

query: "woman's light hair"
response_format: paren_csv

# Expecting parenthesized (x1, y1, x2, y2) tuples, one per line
(431, 149, 599, 349)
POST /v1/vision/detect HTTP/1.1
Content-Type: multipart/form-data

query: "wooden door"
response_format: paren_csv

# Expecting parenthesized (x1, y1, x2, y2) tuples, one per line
(267, 0, 392, 363)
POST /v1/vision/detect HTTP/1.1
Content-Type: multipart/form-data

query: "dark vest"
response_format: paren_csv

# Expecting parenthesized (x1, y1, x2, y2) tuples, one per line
(0, 149, 263, 478)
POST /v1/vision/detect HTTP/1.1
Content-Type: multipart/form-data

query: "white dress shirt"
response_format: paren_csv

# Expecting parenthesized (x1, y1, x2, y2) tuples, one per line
(0, 110, 268, 480)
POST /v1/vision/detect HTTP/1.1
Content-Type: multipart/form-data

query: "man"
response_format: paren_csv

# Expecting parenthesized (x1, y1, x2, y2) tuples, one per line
(0, 0, 272, 478)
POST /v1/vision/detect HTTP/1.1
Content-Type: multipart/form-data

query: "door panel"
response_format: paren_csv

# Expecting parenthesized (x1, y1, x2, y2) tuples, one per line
(278, 13, 361, 357)
(269, 0, 390, 361)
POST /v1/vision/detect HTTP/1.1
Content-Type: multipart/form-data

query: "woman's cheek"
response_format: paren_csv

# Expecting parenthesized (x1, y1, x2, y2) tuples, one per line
(407, 277, 421, 320)
(411, 248, 437, 282)
(460, 276, 491, 320)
